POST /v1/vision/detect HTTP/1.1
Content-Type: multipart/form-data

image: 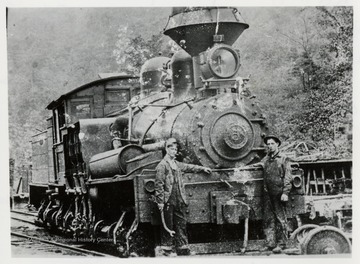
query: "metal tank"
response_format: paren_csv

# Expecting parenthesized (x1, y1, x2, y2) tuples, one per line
(171, 49, 195, 101)
(140, 56, 171, 96)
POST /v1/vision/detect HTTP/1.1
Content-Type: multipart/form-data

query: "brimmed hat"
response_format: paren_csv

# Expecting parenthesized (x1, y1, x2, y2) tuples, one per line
(166, 138, 178, 148)
(264, 135, 281, 146)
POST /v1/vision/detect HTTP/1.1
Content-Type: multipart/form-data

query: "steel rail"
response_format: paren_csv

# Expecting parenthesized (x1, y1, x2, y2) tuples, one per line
(11, 216, 35, 225)
(11, 209, 37, 216)
(11, 210, 37, 225)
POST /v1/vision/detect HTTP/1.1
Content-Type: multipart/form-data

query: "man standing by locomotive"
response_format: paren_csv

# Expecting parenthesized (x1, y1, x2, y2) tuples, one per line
(261, 135, 293, 253)
(155, 138, 212, 256)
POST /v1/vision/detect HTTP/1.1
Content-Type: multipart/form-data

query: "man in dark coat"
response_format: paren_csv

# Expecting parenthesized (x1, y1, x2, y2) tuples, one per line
(261, 135, 293, 253)
(155, 138, 211, 256)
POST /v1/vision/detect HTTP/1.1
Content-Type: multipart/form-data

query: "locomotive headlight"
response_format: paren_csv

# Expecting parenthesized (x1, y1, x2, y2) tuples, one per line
(200, 44, 240, 79)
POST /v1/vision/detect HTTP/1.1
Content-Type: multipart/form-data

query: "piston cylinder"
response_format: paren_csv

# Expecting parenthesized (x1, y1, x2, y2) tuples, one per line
(89, 145, 145, 178)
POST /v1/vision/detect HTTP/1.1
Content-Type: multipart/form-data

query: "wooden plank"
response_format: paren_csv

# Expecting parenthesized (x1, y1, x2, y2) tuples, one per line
(313, 169, 319, 194)
(31, 168, 49, 184)
(321, 168, 326, 194)
(306, 170, 311, 195)
(302, 171, 306, 194)
(341, 167, 346, 179)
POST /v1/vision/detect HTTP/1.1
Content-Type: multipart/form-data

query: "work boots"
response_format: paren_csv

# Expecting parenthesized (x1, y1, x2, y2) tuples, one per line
(155, 246, 177, 257)
(177, 245, 195, 256)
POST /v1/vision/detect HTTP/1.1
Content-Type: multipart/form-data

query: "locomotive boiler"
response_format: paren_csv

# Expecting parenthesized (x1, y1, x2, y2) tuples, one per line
(30, 7, 351, 256)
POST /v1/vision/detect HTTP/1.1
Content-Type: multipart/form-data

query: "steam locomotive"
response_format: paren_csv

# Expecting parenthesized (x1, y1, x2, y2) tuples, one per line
(30, 7, 351, 256)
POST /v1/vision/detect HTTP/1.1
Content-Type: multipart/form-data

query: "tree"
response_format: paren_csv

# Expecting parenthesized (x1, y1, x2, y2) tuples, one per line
(290, 7, 352, 156)
(113, 26, 173, 75)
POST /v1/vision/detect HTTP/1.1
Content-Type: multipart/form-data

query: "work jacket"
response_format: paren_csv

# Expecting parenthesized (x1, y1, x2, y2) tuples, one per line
(262, 152, 293, 196)
(155, 155, 205, 205)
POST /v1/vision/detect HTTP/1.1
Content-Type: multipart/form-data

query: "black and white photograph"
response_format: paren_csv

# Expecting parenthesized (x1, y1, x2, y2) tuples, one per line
(3, 0, 358, 260)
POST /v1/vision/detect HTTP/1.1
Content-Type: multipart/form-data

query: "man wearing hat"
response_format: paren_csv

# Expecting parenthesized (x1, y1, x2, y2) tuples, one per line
(155, 138, 211, 256)
(261, 135, 293, 253)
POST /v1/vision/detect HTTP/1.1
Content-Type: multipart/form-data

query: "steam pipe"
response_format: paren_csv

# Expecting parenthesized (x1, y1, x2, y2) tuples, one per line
(138, 98, 195, 146)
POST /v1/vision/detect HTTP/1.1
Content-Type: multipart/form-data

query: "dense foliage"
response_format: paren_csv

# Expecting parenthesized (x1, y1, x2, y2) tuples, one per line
(239, 7, 352, 157)
(292, 7, 353, 156)
(7, 7, 352, 165)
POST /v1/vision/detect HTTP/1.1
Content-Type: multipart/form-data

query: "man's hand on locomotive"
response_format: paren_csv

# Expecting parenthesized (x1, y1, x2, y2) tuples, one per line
(202, 167, 212, 174)
(280, 193, 289, 202)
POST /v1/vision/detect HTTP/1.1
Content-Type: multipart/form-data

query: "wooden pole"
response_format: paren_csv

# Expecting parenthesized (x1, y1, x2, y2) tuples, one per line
(306, 170, 311, 195)
(313, 170, 318, 194)
(321, 168, 326, 194)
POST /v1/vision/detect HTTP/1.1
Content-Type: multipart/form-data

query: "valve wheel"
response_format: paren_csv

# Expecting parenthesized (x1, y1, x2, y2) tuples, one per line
(301, 226, 351, 255)
(290, 224, 319, 244)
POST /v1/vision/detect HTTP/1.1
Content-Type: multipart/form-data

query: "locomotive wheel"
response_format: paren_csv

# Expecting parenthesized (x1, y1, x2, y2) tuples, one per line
(93, 220, 105, 238)
(63, 212, 74, 232)
(44, 207, 58, 229)
(290, 224, 319, 244)
(301, 226, 351, 255)
(50, 210, 58, 228)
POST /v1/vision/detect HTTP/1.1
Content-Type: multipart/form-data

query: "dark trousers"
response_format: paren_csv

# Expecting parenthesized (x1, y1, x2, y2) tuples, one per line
(161, 201, 188, 249)
(263, 191, 288, 248)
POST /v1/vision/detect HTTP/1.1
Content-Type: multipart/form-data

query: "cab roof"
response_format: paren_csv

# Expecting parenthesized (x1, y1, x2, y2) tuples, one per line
(46, 74, 138, 110)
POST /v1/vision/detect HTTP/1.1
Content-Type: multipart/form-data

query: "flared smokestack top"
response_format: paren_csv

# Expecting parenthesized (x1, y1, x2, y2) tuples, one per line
(164, 7, 249, 56)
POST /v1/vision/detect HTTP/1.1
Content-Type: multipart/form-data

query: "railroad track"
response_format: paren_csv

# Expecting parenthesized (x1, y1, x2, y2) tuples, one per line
(11, 209, 116, 257)
(11, 209, 37, 225)
(11, 231, 115, 257)
(10, 210, 301, 257)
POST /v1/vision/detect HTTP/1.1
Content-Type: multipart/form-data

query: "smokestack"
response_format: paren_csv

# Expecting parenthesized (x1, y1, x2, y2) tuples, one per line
(164, 7, 249, 56)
